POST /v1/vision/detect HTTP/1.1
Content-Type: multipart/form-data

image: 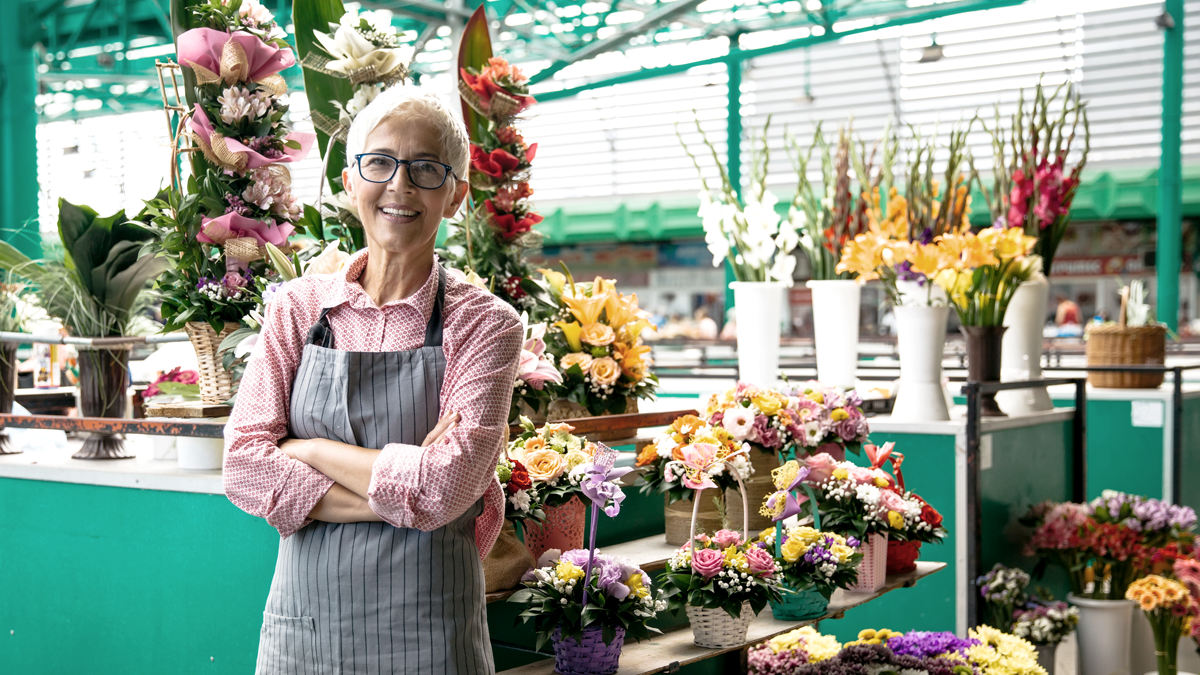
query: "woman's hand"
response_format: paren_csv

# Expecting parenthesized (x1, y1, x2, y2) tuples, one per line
(421, 411, 459, 447)
(278, 438, 315, 464)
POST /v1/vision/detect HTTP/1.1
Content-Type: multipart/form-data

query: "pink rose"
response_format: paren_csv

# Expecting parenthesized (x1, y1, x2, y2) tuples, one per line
(804, 453, 838, 484)
(712, 529, 742, 548)
(690, 547, 725, 579)
(879, 489, 908, 514)
(744, 546, 776, 576)
(849, 466, 877, 485)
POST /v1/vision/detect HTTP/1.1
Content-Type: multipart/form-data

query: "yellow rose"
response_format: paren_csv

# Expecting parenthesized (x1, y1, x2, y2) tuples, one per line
(560, 352, 594, 374)
(565, 448, 589, 470)
(887, 511, 905, 529)
(524, 448, 567, 483)
(830, 408, 849, 422)
(752, 392, 783, 416)
(556, 560, 584, 583)
(580, 322, 616, 346)
(781, 536, 806, 563)
(589, 357, 621, 386)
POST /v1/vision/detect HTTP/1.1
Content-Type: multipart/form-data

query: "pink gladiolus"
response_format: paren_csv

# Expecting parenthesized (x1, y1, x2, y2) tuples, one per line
(189, 106, 315, 170)
(176, 28, 296, 83)
(198, 212, 294, 248)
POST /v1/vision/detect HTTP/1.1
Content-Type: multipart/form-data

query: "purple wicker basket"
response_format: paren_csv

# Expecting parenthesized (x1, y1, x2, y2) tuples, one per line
(551, 625, 626, 675)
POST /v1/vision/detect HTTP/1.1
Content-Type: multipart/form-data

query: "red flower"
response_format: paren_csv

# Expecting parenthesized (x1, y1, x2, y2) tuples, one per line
(526, 143, 537, 162)
(504, 276, 528, 299)
(470, 146, 522, 179)
(507, 459, 532, 493)
(485, 199, 543, 239)
(920, 502, 943, 529)
(460, 65, 536, 116)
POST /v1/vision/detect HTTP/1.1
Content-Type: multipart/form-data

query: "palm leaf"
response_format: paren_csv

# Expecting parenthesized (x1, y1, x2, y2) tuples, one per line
(458, 6, 493, 144)
(293, 0, 356, 185)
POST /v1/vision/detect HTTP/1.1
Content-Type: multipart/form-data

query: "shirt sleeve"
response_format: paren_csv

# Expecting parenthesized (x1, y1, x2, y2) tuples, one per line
(367, 298, 522, 539)
(223, 281, 336, 538)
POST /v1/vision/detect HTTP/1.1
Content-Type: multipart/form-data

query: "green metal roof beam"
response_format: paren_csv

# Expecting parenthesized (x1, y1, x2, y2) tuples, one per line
(533, 0, 1028, 102)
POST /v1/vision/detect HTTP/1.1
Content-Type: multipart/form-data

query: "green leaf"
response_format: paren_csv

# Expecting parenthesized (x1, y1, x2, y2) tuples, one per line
(56, 199, 98, 255)
(293, 0, 356, 186)
(155, 382, 201, 397)
(457, 6, 493, 144)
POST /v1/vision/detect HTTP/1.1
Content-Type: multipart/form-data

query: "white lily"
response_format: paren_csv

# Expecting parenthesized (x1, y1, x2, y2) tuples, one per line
(303, 241, 351, 276)
(313, 23, 413, 78)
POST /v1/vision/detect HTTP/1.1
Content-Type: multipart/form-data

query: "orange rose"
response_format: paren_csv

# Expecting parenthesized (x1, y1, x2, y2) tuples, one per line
(672, 414, 704, 436)
(523, 448, 567, 483)
(580, 322, 615, 347)
(590, 357, 620, 386)
(635, 444, 658, 467)
(560, 352, 593, 374)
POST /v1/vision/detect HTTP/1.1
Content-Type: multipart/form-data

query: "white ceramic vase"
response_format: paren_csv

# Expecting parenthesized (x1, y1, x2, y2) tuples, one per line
(894, 279, 947, 307)
(178, 436, 224, 471)
(730, 281, 787, 388)
(997, 277, 1054, 415)
(807, 280, 860, 389)
(891, 305, 951, 421)
(1070, 594, 1134, 675)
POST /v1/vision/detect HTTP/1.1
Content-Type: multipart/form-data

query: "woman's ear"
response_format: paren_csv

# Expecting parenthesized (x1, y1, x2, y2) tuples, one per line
(341, 168, 354, 196)
(446, 179, 469, 217)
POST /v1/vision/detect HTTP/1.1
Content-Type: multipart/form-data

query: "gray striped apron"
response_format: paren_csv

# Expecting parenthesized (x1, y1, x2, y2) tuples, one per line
(256, 266, 494, 675)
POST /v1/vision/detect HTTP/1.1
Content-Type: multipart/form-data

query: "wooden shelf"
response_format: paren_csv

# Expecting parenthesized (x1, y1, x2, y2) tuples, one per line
(498, 561, 946, 675)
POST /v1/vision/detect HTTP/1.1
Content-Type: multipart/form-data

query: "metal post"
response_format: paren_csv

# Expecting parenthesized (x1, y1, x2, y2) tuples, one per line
(0, 2, 43, 259)
(1072, 378, 1088, 503)
(1173, 367, 1184, 504)
(963, 382, 982, 629)
(1157, 0, 1185, 332)
(723, 52, 743, 325)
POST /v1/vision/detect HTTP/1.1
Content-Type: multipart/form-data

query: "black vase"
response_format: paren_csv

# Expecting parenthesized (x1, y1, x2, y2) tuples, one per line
(73, 349, 132, 459)
(960, 325, 1008, 417)
(0, 344, 18, 454)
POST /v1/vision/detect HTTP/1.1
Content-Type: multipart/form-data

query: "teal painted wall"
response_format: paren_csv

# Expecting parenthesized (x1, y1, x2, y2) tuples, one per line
(1079, 399, 1165, 501)
(1178, 398, 1200, 511)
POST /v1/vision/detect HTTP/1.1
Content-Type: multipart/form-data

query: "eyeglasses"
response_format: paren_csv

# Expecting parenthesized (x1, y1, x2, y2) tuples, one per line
(354, 153, 457, 189)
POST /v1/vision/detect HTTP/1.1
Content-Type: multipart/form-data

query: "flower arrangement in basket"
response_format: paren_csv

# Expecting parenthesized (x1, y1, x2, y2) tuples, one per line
(754, 461, 862, 621)
(149, 0, 314, 404)
(539, 271, 658, 418)
(702, 383, 809, 460)
(660, 456, 783, 649)
(857, 443, 946, 574)
(509, 442, 657, 675)
(776, 382, 871, 459)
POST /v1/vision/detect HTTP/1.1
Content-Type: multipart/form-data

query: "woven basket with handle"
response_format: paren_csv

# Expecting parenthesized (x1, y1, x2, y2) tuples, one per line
(1085, 323, 1167, 389)
(185, 321, 240, 404)
(551, 625, 625, 675)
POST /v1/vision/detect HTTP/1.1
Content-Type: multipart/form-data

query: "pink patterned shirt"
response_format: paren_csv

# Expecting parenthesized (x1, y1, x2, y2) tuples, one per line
(223, 250, 522, 558)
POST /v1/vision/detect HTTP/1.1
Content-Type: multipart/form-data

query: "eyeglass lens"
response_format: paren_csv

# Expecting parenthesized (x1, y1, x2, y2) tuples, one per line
(358, 155, 449, 189)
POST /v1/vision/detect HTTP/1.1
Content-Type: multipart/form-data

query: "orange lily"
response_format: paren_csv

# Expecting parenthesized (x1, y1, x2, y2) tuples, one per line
(563, 291, 607, 325)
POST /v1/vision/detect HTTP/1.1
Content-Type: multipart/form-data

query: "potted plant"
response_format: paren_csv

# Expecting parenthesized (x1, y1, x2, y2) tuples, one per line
(510, 549, 666, 675)
(635, 413, 752, 546)
(0, 199, 167, 459)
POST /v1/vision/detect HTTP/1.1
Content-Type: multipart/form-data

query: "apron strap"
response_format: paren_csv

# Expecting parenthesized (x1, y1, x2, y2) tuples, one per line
(423, 265, 446, 348)
(305, 307, 336, 349)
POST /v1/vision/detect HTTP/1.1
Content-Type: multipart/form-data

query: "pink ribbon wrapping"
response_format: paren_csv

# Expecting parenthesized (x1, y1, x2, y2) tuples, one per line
(176, 28, 296, 83)
(189, 106, 315, 170)
(198, 212, 294, 249)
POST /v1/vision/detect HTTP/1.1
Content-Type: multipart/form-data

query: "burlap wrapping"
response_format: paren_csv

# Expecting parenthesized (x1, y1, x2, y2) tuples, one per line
(255, 73, 288, 97)
(483, 520, 533, 593)
(723, 447, 780, 535)
(457, 80, 525, 122)
(224, 237, 264, 267)
(191, 129, 248, 173)
(665, 493, 724, 546)
(311, 110, 349, 142)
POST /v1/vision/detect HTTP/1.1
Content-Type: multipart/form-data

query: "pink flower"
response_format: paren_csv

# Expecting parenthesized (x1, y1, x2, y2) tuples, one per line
(849, 466, 877, 485)
(188, 106, 315, 171)
(517, 347, 562, 391)
(712, 529, 742, 548)
(680, 443, 721, 490)
(744, 546, 776, 576)
(690, 547, 725, 579)
(805, 453, 838, 484)
(879, 489, 908, 514)
(197, 212, 294, 248)
(722, 407, 755, 441)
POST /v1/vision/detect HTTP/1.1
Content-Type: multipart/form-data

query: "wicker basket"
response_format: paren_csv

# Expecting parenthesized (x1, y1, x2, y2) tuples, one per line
(665, 493, 723, 546)
(551, 625, 625, 675)
(770, 585, 830, 621)
(185, 321, 240, 404)
(686, 602, 756, 649)
(847, 533, 888, 593)
(1085, 323, 1167, 389)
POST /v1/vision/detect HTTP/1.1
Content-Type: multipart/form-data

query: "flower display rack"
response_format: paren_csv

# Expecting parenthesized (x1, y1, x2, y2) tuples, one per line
(497, 562, 945, 675)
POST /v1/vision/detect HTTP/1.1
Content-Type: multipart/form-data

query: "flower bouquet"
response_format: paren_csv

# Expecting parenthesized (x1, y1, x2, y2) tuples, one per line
(510, 549, 666, 675)
(1012, 600, 1079, 647)
(510, 318, 563, 422)
(663, 529, 783, 648)
(1022, 500, 1091, 595)
(635, 413, 751, 545)
(1126, 573, 1197, 675)
(977, 563, 1031, 632)
(754, 523, 861, 621)
(539, 271, 658, 420)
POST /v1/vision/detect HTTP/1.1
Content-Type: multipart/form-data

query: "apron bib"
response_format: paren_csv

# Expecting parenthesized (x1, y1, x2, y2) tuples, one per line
(255, 266, 494, 675)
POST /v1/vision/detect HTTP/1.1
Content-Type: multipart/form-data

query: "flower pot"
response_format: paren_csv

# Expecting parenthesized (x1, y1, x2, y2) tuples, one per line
(730, 281, 786, 388)
(523, 496, 586, 561)
(891, 305, 951, 422)
(74, 348, 131, 460)
(665, 493, 723, 547)
(1035, 642, 1057, 673)
(1070, 593, 1134, 675)
(686, 601, 756, 649)
(847, 532, 888, 593)
(177, 436, 224, 470)
(483, 520, 535, 593)
(545, 397, 638, 442)
(551, 625, 625, 675)
(885, 540, 921, 575)
(0, 344, 19, 455)
(185, 321, 239, 405)
(998, 278, 1054, 415)
(770, 585, 830, 621)
(807, 280, 861, 389)
(895, 279, 948, 307)
(960, 326, 1008, 418)
(724, 447, 780, 535)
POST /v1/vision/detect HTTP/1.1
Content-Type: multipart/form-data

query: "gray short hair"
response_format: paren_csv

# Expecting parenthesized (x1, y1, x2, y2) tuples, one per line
(344, 84, 470, 181)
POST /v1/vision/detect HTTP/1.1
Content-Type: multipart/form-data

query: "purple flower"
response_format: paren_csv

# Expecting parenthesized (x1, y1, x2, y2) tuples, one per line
(887, 631, 979, 659)
(846, 536, 860, 548)
(835, 419, 859, 442)
(224, 194, 251, 216)
(262, 281, 285, 304)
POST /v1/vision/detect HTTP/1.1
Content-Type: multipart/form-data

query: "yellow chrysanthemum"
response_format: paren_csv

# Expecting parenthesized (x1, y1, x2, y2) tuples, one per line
(845, 627, 903, 646)
(556, 561, 584, 584)
(888, 511, 905, 529)
(832, 468, 850, 481)
(626, 572, 650, 599)
(830, 408, 849, 422)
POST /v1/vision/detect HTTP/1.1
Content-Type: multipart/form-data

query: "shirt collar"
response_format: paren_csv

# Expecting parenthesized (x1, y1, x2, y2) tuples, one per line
(319, 249, 440, 318)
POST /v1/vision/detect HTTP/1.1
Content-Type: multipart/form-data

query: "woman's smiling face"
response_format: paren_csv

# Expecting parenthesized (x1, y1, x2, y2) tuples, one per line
(344, 115, 467, 256)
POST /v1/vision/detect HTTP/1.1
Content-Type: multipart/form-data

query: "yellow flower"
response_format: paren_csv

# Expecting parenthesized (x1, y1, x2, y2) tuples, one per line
(538, 268, 567, 295)
(831, 543, 855, 563)
(580, 322, 616, 346)
(830, 408, 849, 422)
(563, 291, 608, 325)
(565, 448, 590, 470)
(752, 392, 784, 415)
(832, 468, 850, 481)
(781, 536, 806, 563)
(808, 392, 824, 404)
(836, 232, 888, 281)
(615, 342, 652, 381)
(626, 572, 650, 599)
(887, 511, 905, 529)
(907, 242, 945, 278)
(560, 352, 594, 374)
(845, 627, 903, 646)
(590, 357, 621, 386)
(556, 560, 584, 583)
(556, 321, 584, 351)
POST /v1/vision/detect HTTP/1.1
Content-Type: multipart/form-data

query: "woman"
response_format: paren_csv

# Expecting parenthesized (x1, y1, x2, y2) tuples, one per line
(224, 85, 522, 674)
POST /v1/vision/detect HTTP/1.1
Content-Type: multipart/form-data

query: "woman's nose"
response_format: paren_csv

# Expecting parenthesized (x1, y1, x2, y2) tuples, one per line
(387, 164, 416, 192)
